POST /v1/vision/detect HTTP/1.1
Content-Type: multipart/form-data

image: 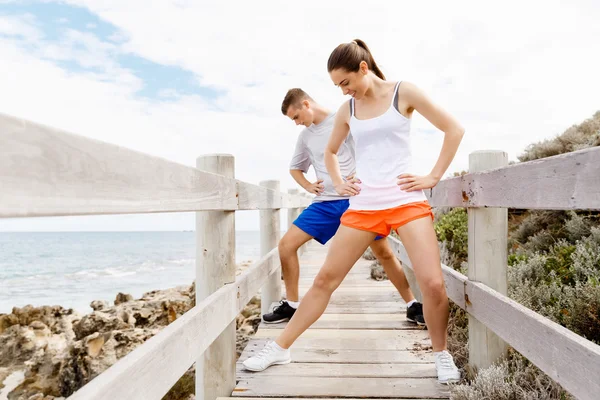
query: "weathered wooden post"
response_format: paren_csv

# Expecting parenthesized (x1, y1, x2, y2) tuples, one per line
(260, 180, 282, 315)
(287, 188, 303, 255)
(195, 154, 236, 400)
(468, 150, 509, 369)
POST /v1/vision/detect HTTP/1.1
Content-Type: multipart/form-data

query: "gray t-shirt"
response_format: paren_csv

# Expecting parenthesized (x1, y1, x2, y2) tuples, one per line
(289, 113, 356, 202)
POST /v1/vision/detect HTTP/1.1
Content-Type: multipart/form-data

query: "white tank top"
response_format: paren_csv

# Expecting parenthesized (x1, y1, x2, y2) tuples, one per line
(348, 81, 427, 210)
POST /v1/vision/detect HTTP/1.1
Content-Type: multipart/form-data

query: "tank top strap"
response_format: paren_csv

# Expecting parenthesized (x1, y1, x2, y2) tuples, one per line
(391, 81, 402, 111)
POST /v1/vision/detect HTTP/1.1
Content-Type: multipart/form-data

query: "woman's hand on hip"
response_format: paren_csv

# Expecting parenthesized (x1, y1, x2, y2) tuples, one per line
(397, 173, 439, 191)
(335, 175, 361, 196)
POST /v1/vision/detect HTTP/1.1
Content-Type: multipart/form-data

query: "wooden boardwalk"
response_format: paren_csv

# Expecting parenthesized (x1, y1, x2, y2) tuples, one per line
(229, 242, 450, 399)
(4, 116, 598, 400)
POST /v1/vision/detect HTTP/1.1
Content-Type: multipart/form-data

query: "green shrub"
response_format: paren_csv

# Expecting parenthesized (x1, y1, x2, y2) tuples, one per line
(434, 208, 468, 269)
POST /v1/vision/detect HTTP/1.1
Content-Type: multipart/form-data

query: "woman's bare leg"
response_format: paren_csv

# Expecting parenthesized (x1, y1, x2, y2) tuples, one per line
(396, 217, 448, 351)
(275, 226, 377, 348)
(369, 239, 415, 303)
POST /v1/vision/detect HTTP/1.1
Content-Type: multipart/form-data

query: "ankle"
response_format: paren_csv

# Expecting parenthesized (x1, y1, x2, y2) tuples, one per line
(287, 300, 300, 308)
(274, 340, 289, 350)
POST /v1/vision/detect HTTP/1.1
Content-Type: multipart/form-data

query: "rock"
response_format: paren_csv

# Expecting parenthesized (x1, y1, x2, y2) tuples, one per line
(72, 311, 133, 340)
(119, 311, 136, 326)
(370, 260, 388, 281)
(0, 313, 19, 334)
(0, 280, 260, 400)
(114, 293, 133, 305)
(29, 321, 47, 330)
(84, 332, 111, 358)
(167, 305, 178, 324)
(90, 301, 108, 311)
(0, 306, 77, 335)
(138, 308, 153, 319)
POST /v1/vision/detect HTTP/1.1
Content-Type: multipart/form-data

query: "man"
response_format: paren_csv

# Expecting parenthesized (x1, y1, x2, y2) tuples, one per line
(262, 88, 425, 326)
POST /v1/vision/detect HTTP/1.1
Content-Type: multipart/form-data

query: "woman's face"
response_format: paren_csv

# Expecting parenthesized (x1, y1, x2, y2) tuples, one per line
(330, 62, 369, 100)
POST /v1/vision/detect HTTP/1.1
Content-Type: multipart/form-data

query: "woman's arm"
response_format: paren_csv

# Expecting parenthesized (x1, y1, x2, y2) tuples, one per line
(397, 82, 465, 191)
(325, 102, 361, 196)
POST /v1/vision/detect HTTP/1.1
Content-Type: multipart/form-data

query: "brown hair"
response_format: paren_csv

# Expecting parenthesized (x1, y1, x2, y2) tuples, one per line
(327, 39, 385, 80)
(281, 88, 313, 115)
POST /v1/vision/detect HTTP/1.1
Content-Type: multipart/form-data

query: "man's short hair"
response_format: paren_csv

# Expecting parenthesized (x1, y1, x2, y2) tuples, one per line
(281, 88, 313, 115)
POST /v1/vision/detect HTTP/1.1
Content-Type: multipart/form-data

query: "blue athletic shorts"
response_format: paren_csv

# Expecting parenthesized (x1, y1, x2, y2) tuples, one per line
(293, 199, 383, 245)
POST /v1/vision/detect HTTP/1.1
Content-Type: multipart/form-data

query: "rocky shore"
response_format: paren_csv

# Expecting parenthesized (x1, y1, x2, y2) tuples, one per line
(0, 275, 261, 400)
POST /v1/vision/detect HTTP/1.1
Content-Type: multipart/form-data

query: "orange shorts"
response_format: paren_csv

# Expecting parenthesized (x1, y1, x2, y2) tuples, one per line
(340, 201, 434, 237)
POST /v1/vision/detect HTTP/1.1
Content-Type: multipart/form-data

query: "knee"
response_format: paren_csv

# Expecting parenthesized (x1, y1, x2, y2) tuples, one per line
(374, 248, 395, 264)
(278, 238, 299, 259)
(421, 277, 446, 300)
(313, 271, 338, 294)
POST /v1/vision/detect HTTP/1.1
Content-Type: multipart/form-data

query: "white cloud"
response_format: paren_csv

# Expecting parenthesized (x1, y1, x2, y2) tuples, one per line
(0, 14, 42, 41)
(1, 0, 599, 231)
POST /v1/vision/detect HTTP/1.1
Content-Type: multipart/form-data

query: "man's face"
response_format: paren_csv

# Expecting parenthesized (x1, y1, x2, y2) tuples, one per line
(286, 101, 314, 127)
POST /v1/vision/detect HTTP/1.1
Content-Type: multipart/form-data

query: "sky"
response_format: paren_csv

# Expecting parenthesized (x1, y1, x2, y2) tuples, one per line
(1, 0, 599, 231)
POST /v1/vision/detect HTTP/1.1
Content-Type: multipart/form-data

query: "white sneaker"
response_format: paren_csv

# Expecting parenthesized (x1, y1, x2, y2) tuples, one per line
(242, 341, 291, 372)
(435, 350, 460, 384)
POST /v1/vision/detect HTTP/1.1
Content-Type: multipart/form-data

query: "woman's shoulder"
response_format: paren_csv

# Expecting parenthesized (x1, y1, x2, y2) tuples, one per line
(335, 99, 352, 121)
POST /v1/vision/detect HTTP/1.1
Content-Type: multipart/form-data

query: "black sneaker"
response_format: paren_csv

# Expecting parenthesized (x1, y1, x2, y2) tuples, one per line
(262, 300, 296, 324)
(406, 302, 426, 326)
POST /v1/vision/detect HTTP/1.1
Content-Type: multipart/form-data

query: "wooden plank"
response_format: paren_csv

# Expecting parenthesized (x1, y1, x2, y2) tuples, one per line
(298, 271, 372, 278)
(235, 249, 280, 311)
(428, 146, 600, 210)
(239, 347, 434, 364)
(0, 113, 311, 217)
(237, 181, 281, 210)
(258, 314, 416, 330)
(281, 190, 311, 209)
(260, 180, 282, 316)
(323, 304, 406, 314)
(297, 281, 392, 288)
(288, 313, 406, 321)
(195, 155, 236, 399)
(69, 249, 281, 400)
(236, 182, 310, 210)
(254, 328, 429, 340)
(244, 336, 431, 351)
(387, 237, 466, 308)
(236, 362, 437, 378)
(223, 397, 442, 400)
(465, 281, 600, 400)
(259, 319, 416, 330)
(196, 154, 237, 295)
(467, 151, 508, 369)
(233, 377, 449, 398)
(299, 268, 372, 274)
(439, 265, 468, 309)
(303, 293, 402, 303)
(0, 113, 237, 217)
(293, 286, 399, 293)
(270, 302, 407, 314)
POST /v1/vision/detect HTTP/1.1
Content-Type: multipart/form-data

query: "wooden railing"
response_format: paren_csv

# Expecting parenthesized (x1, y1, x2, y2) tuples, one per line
(390, 148, 600, 400)
(0, 113, 311, 400)
(3, 111, 600, 400)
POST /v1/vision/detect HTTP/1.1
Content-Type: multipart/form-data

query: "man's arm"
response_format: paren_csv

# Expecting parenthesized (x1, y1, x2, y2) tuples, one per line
(290, 169, 323, 195)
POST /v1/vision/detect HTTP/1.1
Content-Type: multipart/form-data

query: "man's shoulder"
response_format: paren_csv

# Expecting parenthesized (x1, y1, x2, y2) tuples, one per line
(297, 127, 311, 141)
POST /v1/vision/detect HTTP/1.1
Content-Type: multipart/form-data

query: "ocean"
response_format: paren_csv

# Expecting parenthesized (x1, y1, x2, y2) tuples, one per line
(0, 231, 264, 314)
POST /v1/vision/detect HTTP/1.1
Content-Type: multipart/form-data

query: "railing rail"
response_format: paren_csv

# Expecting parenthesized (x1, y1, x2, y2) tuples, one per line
(402, 148, 600, 400)
(0, 113, 309, 218)
(0, 113, 310, 400)
(3, 112, 599, 400)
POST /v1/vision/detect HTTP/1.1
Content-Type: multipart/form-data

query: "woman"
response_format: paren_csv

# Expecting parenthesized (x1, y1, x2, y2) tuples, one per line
(243, 39, 464, 384)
